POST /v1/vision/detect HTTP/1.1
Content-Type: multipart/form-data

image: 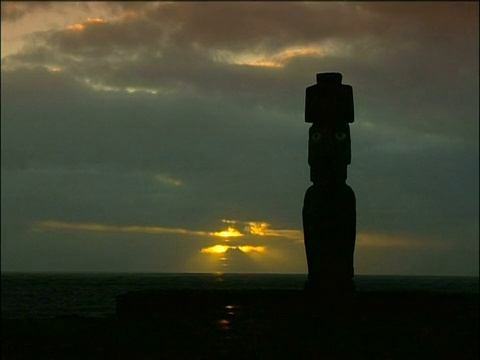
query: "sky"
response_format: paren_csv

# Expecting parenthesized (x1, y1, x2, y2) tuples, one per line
(1, 2, 478, 275)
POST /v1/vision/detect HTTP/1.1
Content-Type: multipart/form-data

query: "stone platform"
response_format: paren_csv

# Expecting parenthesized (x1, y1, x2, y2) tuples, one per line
(2, 289, 478, 359)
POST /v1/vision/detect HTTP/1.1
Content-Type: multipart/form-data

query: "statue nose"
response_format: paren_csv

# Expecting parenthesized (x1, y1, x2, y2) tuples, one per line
(325, 139, 335, 149)
(320, 139, 336, 154)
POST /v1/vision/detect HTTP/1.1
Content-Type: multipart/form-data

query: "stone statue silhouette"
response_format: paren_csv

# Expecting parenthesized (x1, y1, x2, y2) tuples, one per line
(302, 72, 356, 292)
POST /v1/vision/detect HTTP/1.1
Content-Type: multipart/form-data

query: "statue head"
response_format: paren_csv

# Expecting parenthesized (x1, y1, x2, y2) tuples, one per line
(305, 73, 354, 184)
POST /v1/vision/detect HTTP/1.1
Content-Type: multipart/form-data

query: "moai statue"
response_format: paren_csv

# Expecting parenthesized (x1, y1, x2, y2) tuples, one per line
(303, 72, 356, 292)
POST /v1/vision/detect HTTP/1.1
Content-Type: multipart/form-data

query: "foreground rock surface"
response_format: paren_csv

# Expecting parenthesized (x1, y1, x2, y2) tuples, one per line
(3, 289, 478, 359)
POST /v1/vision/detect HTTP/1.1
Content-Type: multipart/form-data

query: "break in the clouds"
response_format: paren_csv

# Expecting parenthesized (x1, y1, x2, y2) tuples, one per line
(1, 2, 478, 275)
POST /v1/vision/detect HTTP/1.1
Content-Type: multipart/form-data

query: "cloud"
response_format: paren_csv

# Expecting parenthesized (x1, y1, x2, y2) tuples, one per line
(155, 173, 183, 187)
(3, 2, 477, 141)
(1, 2, 478, 274)
(1, 2, 54, 22)
(356, 232, 446, 249)
(200, 245, 266, 254)
(32, 221, 212, 237)
(31, 220, 446, 250)
(30, 219, 302, 241)
(245, 222, 303, 241)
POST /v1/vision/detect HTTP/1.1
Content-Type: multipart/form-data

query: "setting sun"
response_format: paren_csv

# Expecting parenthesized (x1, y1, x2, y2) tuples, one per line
(201, 245, 266, 255)
(201, 245, 230, 254)
(211, 227, 244, 238)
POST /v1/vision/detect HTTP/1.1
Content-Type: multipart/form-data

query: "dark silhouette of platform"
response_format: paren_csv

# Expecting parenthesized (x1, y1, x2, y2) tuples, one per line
(115, 288, 476, 322)
(112, 288, 478, 358)
(2, 288, 478, 359)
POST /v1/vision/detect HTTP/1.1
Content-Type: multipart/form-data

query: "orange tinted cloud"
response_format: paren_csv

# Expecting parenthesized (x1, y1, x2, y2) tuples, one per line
(213, 46, 329, 69)
(245, 222, 302, 241)
(66, 17, 107, 31)
(1, 2, 52, 22)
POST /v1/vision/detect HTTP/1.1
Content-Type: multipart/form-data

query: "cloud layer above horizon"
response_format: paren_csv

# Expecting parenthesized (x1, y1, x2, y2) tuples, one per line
(1, 2, 478, 275)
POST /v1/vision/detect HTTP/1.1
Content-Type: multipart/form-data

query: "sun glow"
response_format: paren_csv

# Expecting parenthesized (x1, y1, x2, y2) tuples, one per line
(247, 222, 269, 236)
(237, 245, 266, 253)
(201, 245, 230, 254)
(201, 245, 266, 254)
(212, 227, 244, 238)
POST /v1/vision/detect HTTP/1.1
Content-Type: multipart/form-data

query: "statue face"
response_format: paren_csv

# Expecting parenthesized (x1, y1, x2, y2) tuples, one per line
(308, 122, 351, 183)
(308, 122, 351, 165)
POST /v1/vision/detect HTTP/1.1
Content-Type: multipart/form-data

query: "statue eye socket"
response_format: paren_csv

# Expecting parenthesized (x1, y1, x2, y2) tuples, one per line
(311, 133, 321, 142)
(335, 132, 347, 141)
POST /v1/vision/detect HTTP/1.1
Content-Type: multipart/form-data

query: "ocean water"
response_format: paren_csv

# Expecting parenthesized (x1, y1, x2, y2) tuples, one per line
(1, 273, 478, 319)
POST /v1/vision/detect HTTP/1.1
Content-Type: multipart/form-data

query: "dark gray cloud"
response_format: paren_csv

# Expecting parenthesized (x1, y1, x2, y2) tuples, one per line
(0, 2, 91, 22)
(1, 2, 478, 274)
(1, 2, 53, 22)
(5, 2, 477, 140)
